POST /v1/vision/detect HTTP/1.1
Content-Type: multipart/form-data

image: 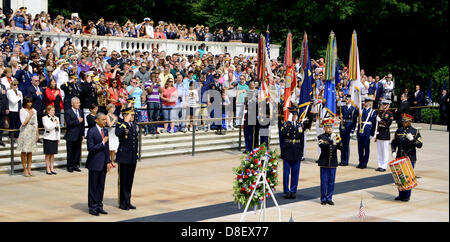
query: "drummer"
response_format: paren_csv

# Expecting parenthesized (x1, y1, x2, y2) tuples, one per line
(391, 113, 423, 202)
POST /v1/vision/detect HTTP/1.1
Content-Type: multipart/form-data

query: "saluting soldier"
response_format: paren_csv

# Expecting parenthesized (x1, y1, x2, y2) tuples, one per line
(338, 94, 357, 166)
(317, 118, 342, 205)
(391, 113, 423, 202)
(60, 73, 82, 111)
(115, 107, 139, 210)
(356, 95, 377, 169)
(280, 106, 312, 199)
(375, 99, 394, 172)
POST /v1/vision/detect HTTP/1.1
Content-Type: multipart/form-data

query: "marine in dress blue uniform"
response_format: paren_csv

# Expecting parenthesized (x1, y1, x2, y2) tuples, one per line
(356, 95, 377, 169)
(391, 113, 423, 202)
(115, 107, 139, 210)
(280, 107, 312, 199)
(338, 94, 357, 166)
(317, 118, 342, 205)
(243, 88, 259, 153)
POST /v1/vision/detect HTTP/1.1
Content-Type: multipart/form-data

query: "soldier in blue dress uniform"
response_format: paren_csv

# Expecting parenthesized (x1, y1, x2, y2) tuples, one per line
(280, 106, 312, 199)
(356, 95, 377, 169)
(243, 86, 259, 153)
(391, 113, 423, 202)
(317, 118, 342, 205)
(115, 107, 139, 210)
(338, 94, 357, 166)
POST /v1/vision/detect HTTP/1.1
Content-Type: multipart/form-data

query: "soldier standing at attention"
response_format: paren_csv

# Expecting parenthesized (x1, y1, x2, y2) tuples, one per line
(280, 107, 312, 199)
(115, 107, 139, 210)
(338, 94, 357, 166)
(391, 113, 423, 202)
(375, 99, 394, 172)
(317, 118, 342, 205)
(356, 95, 377, 169)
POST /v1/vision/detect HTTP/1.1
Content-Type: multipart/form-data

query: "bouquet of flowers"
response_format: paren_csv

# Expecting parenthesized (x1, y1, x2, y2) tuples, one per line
(232, 145, 280, 209)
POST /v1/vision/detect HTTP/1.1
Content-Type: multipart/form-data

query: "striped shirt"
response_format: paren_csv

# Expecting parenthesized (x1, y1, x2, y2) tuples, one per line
(144, 81, 160, 103)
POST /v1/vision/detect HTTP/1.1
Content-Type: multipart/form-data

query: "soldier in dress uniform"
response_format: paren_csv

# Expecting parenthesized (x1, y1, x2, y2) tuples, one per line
(61, 73, 82, 111)
(391, 113, 423, 202)
(243, 86, 259, 153)
(375, 99, 394, 172)
(258, 96, 272, 149)
(356, 95, 377, 169)
(317, 118, 342, 205)
(115, 107, 139, 210)
(280, 106, 312, 199)
(338, 94, 358, 166)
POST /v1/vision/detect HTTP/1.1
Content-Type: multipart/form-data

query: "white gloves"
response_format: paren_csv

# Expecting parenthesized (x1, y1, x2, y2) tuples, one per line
(392, 152, 397, 158)
(406, 133, 414, 141)
(370, 136, 374, 140)
(331, 133, 336, 145)
(376, 116, 381, 122)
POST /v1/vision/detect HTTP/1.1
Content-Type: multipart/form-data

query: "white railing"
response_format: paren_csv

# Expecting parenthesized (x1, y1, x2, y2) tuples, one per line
(1, 29, 280, 59)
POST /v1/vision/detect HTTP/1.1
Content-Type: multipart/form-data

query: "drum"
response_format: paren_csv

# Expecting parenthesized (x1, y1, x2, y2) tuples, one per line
(388, 156, 418, 191)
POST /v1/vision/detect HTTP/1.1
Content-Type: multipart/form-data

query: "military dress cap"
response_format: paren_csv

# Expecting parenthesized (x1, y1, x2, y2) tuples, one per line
(122, 107, 134, 114)
(364, 95, 375, 102)
(381, 99, 391, 105)
(321, 118, 335, 127)
(401, 113, 414, 121)
(288, 106, 298, 115)
(57, 59, 70, 65)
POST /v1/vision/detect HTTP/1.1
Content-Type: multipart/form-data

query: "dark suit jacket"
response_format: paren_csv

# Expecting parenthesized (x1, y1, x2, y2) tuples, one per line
(64, 108, 85, 141)
(414, 90, 424, 106)
(26, 84, 46, 115)
(0, 83, 8, 115)
(86, 127, 110, 171)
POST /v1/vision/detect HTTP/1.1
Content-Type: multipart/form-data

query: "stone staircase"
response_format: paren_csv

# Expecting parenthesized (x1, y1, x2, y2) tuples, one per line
(0, 125, 403, 175)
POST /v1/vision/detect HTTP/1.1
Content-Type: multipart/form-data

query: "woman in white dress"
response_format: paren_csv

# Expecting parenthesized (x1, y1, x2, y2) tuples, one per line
(17, 97, 39, 177)
(106, 104, 119, 167)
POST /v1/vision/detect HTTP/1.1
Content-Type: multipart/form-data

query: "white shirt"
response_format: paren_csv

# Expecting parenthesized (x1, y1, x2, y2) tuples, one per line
(43, 115, 61, 141)
(6, 89, 22, 112)
(0, 77, 13, 90)
(52, 67, 69, 97)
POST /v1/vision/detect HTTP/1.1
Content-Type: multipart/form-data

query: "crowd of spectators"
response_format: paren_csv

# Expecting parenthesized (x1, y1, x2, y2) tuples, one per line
(0, 7, 259, 43)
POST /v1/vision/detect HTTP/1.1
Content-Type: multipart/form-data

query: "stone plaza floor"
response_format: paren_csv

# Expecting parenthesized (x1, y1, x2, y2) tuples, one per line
(0, 123, 448, 222)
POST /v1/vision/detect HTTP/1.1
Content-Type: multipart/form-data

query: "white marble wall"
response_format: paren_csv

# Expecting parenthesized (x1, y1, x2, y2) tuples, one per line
(1, 29, 280, 59)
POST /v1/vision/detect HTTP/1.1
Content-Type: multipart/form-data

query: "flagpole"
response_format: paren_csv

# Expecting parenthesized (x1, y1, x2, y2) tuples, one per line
(360, 192, 364, 222)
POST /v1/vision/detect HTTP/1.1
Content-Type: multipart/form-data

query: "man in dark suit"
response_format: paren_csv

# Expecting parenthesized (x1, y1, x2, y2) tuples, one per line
(115, 107, 139, 210)
(64, 97, 85, 172)
(439, 89, 448, 126)
(413, 85, 424, 122)
(0, 82, 8, 146)
(395, 93, 410, 129)
(86, 112, 112, 216)
(26, 75, 45, 129)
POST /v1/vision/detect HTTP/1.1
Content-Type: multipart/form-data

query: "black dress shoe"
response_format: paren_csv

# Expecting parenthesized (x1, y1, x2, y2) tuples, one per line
(0, 141, 5, 147)
(97, 208, 108, 214)
(89, 210, 99, 216)
(394, 196, 403, 201)
(339, 163, 348, 166)
(379, 169, 386, 172)
(284, 193, 291, 199)
(119, 204, 129, 210)
(326, 200, 335, 205)
(46, 171, 52, 175)
(73, 167, 81, 172)
(51, 171, 57, 175)
(67, 168, 73, 173)
(290, 193, 296, 199)
(321, 201, 327, 205)
(128, 204, 136, 209)
(375, 168, 381, 171)
(400, 198, 410, 202)
(356, 165, 362, 168)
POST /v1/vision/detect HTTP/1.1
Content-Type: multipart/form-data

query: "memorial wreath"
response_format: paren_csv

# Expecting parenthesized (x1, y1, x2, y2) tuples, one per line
(232, 145, 280, 209)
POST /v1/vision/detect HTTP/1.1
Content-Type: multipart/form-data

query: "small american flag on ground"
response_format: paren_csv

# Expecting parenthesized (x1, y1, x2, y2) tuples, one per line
(358, 200, 366, 219)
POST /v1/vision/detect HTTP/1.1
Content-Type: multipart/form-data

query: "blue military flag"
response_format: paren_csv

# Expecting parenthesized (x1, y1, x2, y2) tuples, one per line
(323, 32, 338, 117)
(298, 32, 313, 119)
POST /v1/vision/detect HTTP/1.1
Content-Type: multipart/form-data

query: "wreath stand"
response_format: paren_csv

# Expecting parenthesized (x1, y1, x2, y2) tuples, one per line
(240, 156, 281, 222)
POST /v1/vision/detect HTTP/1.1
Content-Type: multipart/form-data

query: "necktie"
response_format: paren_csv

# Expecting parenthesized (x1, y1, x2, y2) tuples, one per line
(101, 128, 104, 139)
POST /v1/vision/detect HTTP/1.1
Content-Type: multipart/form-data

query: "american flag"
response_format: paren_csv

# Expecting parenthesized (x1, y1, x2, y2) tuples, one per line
(358, 200, 366, 219)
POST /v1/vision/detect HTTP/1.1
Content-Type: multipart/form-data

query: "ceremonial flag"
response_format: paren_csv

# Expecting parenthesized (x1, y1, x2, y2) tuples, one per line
(298, 32, 313, 120)
(257, 34, 270, 99)
(358, 200, 366, 220)
(283, 32, 296, 121)
(348, 30, 362, 124)
(428, 79, 432, 100)
(323, 31, 337, 117)
(266, 25, 271, 60)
